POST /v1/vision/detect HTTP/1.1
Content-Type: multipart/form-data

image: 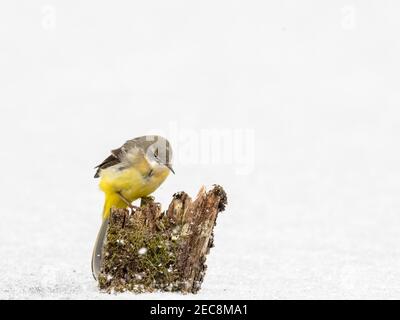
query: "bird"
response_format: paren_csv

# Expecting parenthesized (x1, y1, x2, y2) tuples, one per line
(91, 135, 174, 279)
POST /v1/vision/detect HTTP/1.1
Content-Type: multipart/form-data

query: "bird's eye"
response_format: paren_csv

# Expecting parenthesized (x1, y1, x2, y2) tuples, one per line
(154, 149, 159, 158)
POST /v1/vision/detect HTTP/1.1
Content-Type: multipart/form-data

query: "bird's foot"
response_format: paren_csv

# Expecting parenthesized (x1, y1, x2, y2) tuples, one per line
(140, 196, 155, 207)
(116, 191, 140, 215)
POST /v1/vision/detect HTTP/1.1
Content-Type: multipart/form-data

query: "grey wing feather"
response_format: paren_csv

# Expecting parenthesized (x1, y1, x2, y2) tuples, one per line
(91, 217, 110, 280)
(94, 136, 156, 178)
(94, 148, 124, 178)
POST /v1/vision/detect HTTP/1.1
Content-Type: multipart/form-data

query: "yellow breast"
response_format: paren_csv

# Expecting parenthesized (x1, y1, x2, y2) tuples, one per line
(99, 155, 170, 204)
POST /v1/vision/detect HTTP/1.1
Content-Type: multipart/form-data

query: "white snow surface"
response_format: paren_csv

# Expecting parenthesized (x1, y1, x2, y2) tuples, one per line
(1, 1, 400, 299)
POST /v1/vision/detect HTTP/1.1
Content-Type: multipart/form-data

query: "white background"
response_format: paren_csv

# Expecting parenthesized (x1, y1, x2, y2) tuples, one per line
(0, 1, 400, 299)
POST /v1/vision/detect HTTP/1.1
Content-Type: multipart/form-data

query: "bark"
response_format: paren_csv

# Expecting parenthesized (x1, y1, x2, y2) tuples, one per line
(98, 185, 227, 294)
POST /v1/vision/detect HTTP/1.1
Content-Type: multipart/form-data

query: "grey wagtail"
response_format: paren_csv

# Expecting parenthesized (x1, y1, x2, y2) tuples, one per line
(91, 135, 174, 279)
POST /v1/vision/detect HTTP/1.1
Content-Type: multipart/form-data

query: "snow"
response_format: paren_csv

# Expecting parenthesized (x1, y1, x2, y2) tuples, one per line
(1, 1, 400, 299)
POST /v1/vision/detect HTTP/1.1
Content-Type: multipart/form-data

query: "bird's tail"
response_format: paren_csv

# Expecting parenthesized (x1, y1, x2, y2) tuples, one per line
(102, 192, 126, 219)
(91, 216, 109, 280)
(91, 195, 119, 280)
(102, 195, 113, 220)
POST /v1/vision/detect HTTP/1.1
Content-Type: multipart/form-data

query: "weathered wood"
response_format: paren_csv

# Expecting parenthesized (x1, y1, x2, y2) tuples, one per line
(98, 185, 227, 294)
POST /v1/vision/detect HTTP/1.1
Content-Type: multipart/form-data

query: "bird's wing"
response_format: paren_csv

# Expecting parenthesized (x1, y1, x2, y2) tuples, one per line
(94, 137, 155, 178)
(94, 148, 124, 178)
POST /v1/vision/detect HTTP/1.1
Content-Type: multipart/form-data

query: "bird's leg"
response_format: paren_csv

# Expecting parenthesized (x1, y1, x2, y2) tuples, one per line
(140, 196, 155, 207)
(116, 191, 140, 214)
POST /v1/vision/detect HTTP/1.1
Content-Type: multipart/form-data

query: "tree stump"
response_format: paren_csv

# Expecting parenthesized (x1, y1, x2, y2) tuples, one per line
(97, 185, 227, 294)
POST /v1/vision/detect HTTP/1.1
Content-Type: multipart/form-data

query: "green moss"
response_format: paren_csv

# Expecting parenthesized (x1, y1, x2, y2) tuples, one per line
(98, 205, 185, 293)
(97, 186, 227, 294)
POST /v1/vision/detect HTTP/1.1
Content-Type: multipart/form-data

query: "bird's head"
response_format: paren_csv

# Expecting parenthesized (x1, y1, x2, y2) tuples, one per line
(143, 135, 174, 174)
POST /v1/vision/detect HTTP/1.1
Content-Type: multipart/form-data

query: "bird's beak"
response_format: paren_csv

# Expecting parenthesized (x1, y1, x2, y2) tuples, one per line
(166, 164, 175, 174)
